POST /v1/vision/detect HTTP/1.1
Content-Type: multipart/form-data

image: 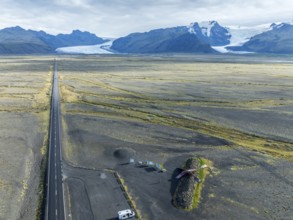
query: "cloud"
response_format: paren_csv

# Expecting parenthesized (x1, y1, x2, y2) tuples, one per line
(0, 0, 292, 37)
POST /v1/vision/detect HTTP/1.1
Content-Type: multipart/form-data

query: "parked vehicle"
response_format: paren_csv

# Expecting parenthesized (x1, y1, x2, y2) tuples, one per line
(118, 209, 135, 220)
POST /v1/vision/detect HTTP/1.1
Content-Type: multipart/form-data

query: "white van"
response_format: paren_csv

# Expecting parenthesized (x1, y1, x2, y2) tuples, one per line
(118, 209, 135, 219)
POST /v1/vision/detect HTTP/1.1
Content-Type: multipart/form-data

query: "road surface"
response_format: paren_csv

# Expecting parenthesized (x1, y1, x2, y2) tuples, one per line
(46, 60, 65, 220)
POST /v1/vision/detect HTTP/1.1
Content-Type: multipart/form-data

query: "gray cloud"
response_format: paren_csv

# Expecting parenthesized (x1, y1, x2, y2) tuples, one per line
(0, 0, 292, 37)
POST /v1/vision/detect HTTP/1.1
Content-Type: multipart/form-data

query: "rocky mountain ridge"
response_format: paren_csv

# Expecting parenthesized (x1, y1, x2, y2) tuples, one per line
(1, 21, 293, 54)
(0, 26, 106, 54)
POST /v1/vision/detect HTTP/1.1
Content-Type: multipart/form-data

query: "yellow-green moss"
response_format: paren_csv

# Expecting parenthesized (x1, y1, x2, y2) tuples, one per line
(173, 157, 212, 211)
(115, 173, 143, 220)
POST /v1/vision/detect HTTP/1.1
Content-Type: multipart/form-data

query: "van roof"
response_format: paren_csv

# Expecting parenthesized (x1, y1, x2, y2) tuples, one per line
(118, 209, 132, 215)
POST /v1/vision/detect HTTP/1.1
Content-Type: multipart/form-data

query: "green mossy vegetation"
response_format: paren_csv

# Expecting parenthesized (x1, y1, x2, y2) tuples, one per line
(115, 173, 143, 220)
(173, 157, 212, 211)
(191, 158, 206, 210)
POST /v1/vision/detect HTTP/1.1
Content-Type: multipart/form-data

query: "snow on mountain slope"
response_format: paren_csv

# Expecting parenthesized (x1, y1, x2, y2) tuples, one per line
(198, 21, 216, 37)
(189, 21, 218, 37)
(228, 24, 272, 46)
(56, 40, 114, 54)
(188, 21, 231, 46)
(189, 21, 274, 48)
(212, 23, 272, 53)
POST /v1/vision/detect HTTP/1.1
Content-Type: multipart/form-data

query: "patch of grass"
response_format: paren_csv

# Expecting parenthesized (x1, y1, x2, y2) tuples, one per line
(35, 67, 52, 220)
(59, 59, 293, 162)
(60, 84, 79, 103)
(64, 97, 293, 161)
(191, 158, 206, 209)
(230, 164, 257, 171)
(189, 158, 212, 210)
(35, 128, 49, 220)
(221, 197, 259, 214)
(173, 157, 212, 211)
(36, 110, 50, 156)
(65, 183, 73, 220)
(0, 179, 10, 190)
(208, 193, 215, 198)
(61, 116, 77, 165)
(18, 158, 33, 202)
(115, 173, 143, 220)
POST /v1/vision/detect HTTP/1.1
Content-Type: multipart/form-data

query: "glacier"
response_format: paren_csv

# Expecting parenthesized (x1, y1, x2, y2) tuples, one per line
(56, 40, 114, 54)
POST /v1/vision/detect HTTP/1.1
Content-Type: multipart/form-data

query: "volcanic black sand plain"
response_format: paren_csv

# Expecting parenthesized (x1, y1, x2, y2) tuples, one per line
(58, 55, 293, 220)
(0, 57, 52, 220)
(0, 55, 292, 220)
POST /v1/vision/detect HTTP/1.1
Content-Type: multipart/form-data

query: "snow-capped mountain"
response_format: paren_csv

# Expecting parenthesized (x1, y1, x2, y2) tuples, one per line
(111, 26, 216, 54)
(212, 23, 272, 53)
(227, 22, 293, 54)
(196, 21, 293, 54)
(227, 24, 271, 47)
(188, 21, 231, 46)
(1, 20, 293, 55)
(110, 20, 293, 54)
(188, 21, 279, 53)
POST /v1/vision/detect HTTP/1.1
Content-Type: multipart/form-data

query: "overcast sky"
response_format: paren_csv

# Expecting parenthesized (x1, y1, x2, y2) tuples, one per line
(0, 0, 292, 37)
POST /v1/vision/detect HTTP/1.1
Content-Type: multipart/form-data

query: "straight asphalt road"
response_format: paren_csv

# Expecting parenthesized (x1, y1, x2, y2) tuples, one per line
(45, 59, 65, 220)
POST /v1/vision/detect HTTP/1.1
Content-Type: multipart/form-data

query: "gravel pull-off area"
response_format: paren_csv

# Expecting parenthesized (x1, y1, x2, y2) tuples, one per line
(63, 164, 134, 220)
(173, 158, 200, 209)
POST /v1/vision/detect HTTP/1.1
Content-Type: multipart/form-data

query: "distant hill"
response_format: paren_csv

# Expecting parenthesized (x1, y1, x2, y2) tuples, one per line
(55, 30, 105, 47)
(227, 23, 293, 54)
(0, 26, 52, 54)
(111, 26, 216, 54)
(0, 26, 106, 54)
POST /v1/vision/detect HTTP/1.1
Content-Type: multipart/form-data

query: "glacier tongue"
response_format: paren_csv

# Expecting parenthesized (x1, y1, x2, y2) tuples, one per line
(227, 24, 271, 47)
(56, 40, 114, 54)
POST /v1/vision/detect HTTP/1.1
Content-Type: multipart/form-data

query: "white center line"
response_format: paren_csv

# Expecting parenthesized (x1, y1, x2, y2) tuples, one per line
(56, 209, 58, 216)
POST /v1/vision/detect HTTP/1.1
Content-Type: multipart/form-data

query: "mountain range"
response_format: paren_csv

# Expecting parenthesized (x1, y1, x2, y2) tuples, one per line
(111, 26, 215, 53)
(0, 26, 106, 54)
(227, 23, 293, 53)
(112, 21, 293, 54)
(1, 21, 293, 54)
